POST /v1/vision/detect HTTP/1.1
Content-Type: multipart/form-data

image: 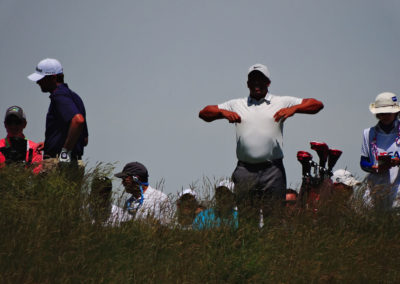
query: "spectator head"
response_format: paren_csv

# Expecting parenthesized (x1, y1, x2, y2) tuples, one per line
(215, 180, 235, 215)
(332, 169, 361, 199)
(89, 175, 113, 223)
(369, 92, 400, 126)
(90, 176, 112, 202)
(4, 106, 27, 137)
(114, 162, 149, 196)
(177, 189, 199, 226)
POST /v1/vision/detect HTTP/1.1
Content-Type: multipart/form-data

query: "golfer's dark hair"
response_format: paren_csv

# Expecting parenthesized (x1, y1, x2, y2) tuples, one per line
(56, 73, 64, 83)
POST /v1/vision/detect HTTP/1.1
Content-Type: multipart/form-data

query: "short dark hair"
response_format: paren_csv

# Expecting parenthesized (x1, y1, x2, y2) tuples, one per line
(56, 73, 64, 83)
(177, 193, 198, 207)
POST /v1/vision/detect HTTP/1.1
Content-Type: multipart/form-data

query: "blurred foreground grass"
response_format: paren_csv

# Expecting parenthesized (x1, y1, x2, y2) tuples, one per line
(1, 165, 400, 283)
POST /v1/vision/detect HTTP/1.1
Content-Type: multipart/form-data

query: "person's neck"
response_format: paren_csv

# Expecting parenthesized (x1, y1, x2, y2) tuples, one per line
(379, 120, 396, 134)
(7, 133, 25, 139)
(49, 82, 63, 94)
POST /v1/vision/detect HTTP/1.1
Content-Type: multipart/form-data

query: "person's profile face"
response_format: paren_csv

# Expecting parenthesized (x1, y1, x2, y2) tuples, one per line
(37, 75, 57, 93)
(122, 176, 140, 195)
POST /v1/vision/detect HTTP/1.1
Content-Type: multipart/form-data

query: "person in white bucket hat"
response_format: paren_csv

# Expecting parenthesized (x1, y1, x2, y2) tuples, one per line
(360, 92, 400, 209)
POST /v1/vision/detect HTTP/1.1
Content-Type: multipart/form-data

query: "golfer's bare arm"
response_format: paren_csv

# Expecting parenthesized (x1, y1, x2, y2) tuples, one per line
(293, 98, 324, 114)
(63, 114, 85, 151)
(273, 98, 324, 122)
(199, 105, 241, 123)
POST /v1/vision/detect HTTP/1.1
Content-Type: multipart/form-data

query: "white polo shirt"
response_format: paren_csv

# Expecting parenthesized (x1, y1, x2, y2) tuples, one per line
(218, 94, 302, 163)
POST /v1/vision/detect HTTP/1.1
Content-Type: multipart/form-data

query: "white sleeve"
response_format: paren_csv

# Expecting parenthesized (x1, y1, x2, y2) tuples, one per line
(153, 193, 172, 225)
(218, 99, 238, 111)
(361, 128, 371, 158)
(278, 96, 303, 108)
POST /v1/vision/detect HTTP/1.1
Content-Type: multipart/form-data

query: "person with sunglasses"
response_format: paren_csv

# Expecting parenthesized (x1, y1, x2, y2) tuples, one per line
(114, 162, 170, 224)
(0, 106, 42, 173)
(199, 63, 323, 227)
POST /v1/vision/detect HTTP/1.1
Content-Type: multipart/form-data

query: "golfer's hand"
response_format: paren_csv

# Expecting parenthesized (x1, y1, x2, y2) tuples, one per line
(221, 110, 241, 123)
(274, 107, 296, 122)
(59, 148, 72, 163)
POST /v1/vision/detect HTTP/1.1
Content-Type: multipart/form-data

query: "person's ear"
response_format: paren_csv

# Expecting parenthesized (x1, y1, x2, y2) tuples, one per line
(22, 120, 27, 129)
(247, 80, 250, 89)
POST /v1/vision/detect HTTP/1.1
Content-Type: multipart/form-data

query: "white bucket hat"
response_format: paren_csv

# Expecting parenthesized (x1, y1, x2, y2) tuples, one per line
(332, 169, 361, 187)
(369, 92, 400, 114)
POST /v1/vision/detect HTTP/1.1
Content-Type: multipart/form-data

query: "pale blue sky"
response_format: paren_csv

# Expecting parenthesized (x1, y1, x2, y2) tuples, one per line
(1, 0, 399, 195)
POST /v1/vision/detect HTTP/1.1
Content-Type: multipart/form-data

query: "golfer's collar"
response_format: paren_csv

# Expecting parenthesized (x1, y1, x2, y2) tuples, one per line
(49, 83, 68, 97)
(248, 95, 270, 105)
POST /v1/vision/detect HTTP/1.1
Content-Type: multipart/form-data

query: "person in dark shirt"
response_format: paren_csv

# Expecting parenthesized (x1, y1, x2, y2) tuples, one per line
(28, 58, 88, 163)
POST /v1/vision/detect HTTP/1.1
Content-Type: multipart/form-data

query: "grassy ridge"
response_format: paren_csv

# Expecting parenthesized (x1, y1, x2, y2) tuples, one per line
(1, 165, 400, 283)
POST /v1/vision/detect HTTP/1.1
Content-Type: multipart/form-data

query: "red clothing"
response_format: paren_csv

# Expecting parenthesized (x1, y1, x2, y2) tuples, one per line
(0, 136, 43, 174)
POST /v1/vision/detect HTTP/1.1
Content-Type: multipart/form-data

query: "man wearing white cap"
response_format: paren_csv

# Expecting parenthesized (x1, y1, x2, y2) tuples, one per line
(361, 92, 400, 209)
(28, 58, 88, 163)
(199, 63, 323, 225)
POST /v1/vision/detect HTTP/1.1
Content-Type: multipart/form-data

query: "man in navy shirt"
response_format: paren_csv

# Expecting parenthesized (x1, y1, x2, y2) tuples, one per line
(28, 58, 88, 162)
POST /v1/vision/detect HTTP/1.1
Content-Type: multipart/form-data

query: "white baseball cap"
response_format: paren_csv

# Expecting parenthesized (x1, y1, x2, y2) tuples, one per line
(28, 58, 63, 82)
(248, 63, 270, 80)
(369, 92, 400, 114)
(332, 169, 361, 187)
(178, 188, 197, 198)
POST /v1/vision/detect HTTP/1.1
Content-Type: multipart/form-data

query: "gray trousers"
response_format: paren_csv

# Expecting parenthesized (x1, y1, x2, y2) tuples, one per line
(232, 159, 286, 226)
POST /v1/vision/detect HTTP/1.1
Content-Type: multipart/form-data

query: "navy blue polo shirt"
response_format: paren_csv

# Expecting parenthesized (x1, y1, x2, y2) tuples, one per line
(44, 84, 88, 157)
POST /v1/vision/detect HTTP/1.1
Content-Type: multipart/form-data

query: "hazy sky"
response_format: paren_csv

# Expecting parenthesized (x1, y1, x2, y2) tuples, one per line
(1, 0, 399, 196)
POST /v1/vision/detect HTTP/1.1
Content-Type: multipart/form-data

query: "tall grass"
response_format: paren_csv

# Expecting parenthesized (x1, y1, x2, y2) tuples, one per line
(1, 164, 400, 283)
